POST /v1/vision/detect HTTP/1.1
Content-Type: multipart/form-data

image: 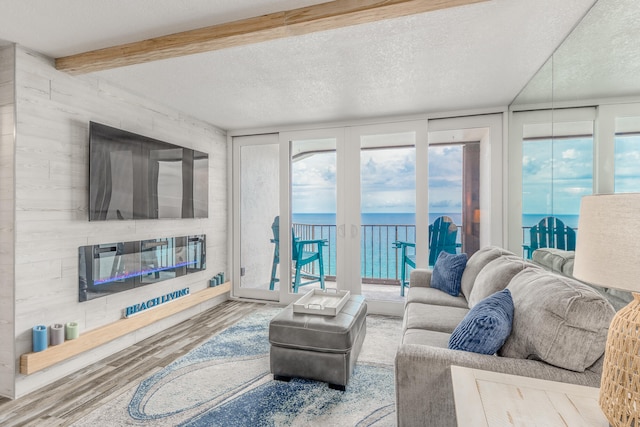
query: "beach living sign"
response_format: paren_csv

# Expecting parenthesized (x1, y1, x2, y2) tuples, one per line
(123, 287, 190, 318)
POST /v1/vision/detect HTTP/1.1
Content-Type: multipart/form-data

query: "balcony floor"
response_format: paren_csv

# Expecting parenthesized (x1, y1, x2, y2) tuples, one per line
(244, 279, 406, 303)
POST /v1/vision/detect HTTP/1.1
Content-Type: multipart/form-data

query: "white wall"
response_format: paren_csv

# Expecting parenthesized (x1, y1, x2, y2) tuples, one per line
(10, 46, 228, 398)
(0, 44, 16, 398)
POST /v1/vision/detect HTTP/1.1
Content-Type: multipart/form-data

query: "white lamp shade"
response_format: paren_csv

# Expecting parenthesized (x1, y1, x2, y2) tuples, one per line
(573, 193, 640, 293)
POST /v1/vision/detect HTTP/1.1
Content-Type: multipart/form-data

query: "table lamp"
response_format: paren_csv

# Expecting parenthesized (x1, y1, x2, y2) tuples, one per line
(573, 193, 640, 426)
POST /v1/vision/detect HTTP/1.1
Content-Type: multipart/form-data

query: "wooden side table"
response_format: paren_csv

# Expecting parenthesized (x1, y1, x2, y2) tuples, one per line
(450, 365, 608, 426)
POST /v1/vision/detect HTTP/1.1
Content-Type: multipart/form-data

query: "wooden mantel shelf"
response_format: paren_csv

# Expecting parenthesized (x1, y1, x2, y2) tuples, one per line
(20, 283, 231, 375)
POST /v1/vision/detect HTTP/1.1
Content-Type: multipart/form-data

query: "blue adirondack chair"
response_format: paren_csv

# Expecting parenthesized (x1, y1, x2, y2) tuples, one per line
(269, 216, 327, 293)
(522, 216, 576, 259)
(393, 216, 460, 296)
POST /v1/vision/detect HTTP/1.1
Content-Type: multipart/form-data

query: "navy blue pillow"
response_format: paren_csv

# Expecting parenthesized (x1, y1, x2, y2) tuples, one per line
(431, 251, 468, 296)
(448, 289, 514, 355)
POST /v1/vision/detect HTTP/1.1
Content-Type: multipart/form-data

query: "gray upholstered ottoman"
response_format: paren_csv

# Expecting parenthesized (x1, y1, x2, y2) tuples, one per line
(268, 295, 367, 390)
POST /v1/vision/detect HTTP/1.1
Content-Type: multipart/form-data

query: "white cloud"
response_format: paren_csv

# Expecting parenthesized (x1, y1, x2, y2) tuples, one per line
(562, 149, 578, 160)
(563, 186, 590, 195)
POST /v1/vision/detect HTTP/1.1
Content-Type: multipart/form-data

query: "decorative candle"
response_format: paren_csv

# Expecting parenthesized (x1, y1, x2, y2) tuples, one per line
(32, 325, 48, 352)
(50, 323, 65, 346)
(65, 322, 79, 340)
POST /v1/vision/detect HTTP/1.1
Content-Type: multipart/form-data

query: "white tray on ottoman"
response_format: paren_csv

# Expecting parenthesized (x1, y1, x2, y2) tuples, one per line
(292, 289, 351, 316)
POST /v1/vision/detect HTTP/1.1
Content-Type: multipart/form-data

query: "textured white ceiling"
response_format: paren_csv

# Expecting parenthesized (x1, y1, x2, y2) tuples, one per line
(0, 0, 597, 131)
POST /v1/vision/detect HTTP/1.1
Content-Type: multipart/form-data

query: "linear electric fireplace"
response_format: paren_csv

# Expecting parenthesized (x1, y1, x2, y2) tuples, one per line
(78, 235, 206, 301)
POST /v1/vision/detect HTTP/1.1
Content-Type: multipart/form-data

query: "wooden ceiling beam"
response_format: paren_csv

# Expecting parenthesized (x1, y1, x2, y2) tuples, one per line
(55, 0, 488, 74)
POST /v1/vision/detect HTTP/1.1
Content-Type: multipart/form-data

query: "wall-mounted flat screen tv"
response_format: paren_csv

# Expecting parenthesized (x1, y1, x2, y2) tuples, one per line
(89, 122, 208, 220)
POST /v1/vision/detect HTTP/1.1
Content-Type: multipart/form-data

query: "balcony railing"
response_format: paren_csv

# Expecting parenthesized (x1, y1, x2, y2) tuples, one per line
(292, 223, 419, 285)
(291, 223, 578, 285)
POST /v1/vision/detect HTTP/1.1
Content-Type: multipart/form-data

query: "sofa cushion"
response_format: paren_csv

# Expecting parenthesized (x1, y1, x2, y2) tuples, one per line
(500, 268, 615, 372)
(431, 252, 468, 296)
(402, 328, 451, 349)
(562, 257, 575, 276)
(449, 289, 514, 354)
(408, 268, 433, 289)
(403, 303, 469, 334)
(406, 286, 469, 309)
(460, 246, 515, 301)
(532, 248, 575, 274)
(468, 256, 537, 308)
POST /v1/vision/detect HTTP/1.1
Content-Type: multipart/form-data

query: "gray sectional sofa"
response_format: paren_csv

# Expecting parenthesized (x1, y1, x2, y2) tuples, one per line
(395, 246, 616, 427)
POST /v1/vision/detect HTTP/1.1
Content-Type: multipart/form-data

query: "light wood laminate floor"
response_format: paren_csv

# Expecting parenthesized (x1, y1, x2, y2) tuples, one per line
(0, 300, 266, 427)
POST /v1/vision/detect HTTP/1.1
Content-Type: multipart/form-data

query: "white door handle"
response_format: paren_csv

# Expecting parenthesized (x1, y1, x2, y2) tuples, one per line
(351, 224, 358, 238)
(338, 224, 345, 237)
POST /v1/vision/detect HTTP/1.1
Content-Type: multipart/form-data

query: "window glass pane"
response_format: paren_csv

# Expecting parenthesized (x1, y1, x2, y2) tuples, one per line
(522, 136, 592, 256)
(522, 137, 592, 227)
(291, 138, 337, 294)
(360, 141, 415, 284)
(615, 133, 640, 193)
(428, 142, 479, 259)
(428, 145, 463, 227)
(360, 132, 415, 300)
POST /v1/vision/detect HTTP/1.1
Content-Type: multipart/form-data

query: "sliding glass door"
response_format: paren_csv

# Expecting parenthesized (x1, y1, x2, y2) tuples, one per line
(232, 115, 502, 308)
(348, 123, 421, 306)
(287, 133, 339, 297)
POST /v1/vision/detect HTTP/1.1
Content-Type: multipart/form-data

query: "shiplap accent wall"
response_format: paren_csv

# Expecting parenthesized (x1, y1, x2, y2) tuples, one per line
(10, 45, 228, 398)
(0, 44, 16, 399)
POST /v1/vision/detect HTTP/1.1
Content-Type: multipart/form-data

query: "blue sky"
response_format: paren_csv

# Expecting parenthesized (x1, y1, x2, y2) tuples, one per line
(522, 138, 593, 215)
(292, 136, 640, 216)
(292, 145, 462, 214)
(523, 135, 640, 215)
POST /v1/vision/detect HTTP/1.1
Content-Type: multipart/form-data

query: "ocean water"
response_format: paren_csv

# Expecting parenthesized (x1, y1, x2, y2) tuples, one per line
(292, 212, 462, 279)
(522, 214, 579, 229)
(294, 212, 579, 228)
(293, 212, 462, 226)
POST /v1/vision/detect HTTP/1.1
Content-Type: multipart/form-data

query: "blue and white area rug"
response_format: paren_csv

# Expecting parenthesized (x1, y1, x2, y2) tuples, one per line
(71, 307, 402, 426)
